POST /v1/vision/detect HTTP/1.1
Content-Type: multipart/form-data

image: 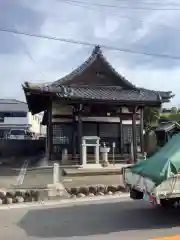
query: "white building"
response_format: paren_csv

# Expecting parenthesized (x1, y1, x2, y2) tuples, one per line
(0, 99, 43, 138)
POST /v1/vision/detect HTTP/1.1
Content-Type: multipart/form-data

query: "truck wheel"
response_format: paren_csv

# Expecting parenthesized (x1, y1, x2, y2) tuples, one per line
(130, 189, 143, 200)
(160, 199, 174, 208)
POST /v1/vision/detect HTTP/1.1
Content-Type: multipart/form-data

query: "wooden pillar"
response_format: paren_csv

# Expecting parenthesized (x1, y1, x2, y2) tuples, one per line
(77, 104, 83, 165)
(97, 123, 100, 137)
(119, 107, 124, 154)
(45, 124, 49, 160)
(47, 101, 53, 161)
(140, 107, 144, 154)
(132, 107, 137, 163)
(72, 107, 77, 160)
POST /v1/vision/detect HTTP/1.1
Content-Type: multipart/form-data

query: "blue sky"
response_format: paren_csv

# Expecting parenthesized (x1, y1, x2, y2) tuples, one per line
(1, 0, 180, 107)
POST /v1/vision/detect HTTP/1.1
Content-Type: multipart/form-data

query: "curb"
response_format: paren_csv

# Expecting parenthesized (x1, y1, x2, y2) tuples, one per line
(0, 193, 130, 210)
(66, 184, 129, 198)
(0, 184, 129, 208)
(63, 169, 122, 177)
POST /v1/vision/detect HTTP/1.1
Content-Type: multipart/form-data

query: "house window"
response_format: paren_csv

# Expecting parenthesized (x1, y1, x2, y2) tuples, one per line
(0, 112, 27, 117)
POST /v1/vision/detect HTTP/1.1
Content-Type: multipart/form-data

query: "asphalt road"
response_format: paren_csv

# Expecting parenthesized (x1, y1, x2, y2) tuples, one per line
(0, 197, 180, 239)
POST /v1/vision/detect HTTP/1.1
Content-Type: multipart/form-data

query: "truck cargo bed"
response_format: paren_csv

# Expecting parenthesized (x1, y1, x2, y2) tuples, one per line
(123, 167, 180, 199)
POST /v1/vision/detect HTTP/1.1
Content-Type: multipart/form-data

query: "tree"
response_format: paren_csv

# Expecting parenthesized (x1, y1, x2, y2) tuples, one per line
(143, 107, 160, 132)
(171, 107, 177, 113)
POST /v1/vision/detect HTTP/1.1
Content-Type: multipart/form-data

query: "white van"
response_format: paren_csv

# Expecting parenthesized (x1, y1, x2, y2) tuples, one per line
(7, 129, 33, 140)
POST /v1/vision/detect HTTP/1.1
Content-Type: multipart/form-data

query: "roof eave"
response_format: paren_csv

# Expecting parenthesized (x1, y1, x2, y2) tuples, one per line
(22, 85, 51, 114)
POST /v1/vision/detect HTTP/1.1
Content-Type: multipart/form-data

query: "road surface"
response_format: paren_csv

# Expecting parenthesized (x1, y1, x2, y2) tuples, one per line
(0, 197, 180, 239)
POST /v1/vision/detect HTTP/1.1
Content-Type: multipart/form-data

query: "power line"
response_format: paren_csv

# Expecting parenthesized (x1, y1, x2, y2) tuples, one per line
(59, 0, 180, 33)
(9, 24, 46, 79)
(111, 0, 180, 7)
(1, 27, 180, 60)
(59, 0, 180, 11)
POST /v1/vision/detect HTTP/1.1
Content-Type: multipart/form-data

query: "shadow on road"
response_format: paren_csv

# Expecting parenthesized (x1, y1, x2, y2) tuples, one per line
(18, 200, 180, 238)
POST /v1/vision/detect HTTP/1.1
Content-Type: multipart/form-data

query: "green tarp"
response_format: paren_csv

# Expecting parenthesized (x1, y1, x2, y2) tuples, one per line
(127, 133, 180, 186)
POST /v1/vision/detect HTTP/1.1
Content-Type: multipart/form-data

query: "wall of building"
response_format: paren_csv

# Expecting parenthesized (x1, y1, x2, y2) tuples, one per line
(0, 116, 28, 126)
(27, 112, 41, 134)
(0, 100, 43, 137)
(51, 101, 141, 157)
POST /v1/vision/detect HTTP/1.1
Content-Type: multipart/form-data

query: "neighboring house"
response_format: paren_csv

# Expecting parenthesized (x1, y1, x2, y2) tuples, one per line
(155, 121, 180, 147)
(0, 99, 42, 138)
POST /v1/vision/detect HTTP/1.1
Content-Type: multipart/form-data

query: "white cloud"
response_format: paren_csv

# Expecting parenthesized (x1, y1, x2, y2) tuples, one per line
(0, 0, 180, 107)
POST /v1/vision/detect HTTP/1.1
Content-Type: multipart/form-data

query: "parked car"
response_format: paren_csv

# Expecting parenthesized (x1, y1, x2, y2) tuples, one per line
(7, 129, 33, 140)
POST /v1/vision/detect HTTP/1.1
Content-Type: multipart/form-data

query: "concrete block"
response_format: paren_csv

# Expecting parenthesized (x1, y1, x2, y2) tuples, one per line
(46, 183, 70, 200)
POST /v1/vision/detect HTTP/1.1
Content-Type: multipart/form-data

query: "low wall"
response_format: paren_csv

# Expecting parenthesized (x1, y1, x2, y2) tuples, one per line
(0, 139, 45, 157)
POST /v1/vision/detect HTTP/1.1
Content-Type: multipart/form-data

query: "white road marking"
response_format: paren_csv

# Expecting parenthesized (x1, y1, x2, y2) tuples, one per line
(0, 193, 130, 211)
(16, 160, 29, 185)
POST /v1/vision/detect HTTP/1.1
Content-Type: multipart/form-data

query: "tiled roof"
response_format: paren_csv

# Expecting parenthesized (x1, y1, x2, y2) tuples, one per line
(24, 81, 172, 104)
(155, 122, 180, 132)
(60, 86, 161, 103)
(0, 99, 28, 112)
(26, 84, 161, 103)
(139, 88, 174, 101)
(23, 45, 174, 114)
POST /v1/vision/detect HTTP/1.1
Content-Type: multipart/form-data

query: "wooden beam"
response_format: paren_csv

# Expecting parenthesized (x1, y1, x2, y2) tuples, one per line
(140, 107, 144, 154)
(72, 107, 77, 160)
(119, 108, 124, 154)
(132, 107, 137, 163)
(77, 104, 83, 165)
(47, 101, 53, 161)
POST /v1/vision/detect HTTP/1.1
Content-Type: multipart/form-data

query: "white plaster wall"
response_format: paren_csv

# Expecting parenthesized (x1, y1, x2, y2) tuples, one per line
(0, 117, 28, 125)
(28, 112, 41, 134)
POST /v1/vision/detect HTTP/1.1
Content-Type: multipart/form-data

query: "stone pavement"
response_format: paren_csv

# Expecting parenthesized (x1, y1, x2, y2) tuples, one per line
(63, 175, 124, 189)
(63, 164, 128, 176)
(0, 196, 180, 239)
(21, 166, 124, 189)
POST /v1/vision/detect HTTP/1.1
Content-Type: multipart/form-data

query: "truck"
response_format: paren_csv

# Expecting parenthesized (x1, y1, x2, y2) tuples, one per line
(122, 133, 180, 208)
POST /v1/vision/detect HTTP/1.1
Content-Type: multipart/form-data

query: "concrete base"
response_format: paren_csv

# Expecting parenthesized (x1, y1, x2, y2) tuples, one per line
(46, 183, 70, 200)
(101, 161, 109, 168)
(37, 157, 49, 167)
(79, 164, 102, 169)
(63, 164, 129, 177)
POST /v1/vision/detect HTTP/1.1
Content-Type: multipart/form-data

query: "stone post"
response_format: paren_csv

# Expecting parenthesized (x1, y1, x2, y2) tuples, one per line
(82, 138, 87, 166)
(53, 163, 59, 184)
(95, 139, 100, 164)
(62, 148, 68, 165)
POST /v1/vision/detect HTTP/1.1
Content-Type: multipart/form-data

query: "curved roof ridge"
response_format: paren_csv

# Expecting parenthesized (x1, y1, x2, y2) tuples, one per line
(96, 47, 135, 88)
(51, 46, 100, 87)
(51, 45, 136, 88)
